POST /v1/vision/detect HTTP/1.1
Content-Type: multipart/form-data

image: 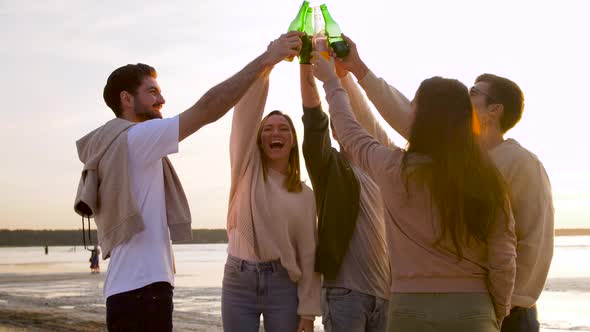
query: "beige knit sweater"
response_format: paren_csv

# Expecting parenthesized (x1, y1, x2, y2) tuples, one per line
(74, 118, 192, 259)
(323, 77, 516, 321)
(358, 71, 554, 309)
(226, 73, 321, 318)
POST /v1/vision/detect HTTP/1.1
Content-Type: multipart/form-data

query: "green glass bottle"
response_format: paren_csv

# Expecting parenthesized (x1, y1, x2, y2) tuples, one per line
(299, 7, 314, 64)
(320, 4, 349, 58)
(286, 1, 310, 62)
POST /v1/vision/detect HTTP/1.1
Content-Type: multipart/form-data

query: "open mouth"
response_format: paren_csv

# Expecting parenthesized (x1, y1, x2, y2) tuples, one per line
(269, 140, 285, 150)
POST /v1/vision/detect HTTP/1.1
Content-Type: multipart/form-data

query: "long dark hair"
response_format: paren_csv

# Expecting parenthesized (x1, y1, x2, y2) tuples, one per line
(256, 110, 302, 193)
(402, 77, 508, 258)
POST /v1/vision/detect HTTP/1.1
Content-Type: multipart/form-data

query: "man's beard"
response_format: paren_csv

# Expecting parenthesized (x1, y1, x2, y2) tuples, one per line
(134, 104, 163, 122)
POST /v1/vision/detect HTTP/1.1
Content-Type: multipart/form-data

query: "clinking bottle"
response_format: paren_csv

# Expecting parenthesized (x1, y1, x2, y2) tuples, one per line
(299, 7, 314, 64)
(320, 4, 350, 58)
(286, 1, 310, 62)
(313, 6, 330, 60)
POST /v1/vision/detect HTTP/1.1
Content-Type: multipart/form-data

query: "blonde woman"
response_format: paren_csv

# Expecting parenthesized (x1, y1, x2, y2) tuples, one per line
(221, 37, 321, 332)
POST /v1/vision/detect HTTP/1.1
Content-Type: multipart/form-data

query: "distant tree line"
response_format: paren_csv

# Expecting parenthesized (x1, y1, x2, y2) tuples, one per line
(0, 228, 588, 247)
(0, 229, 228, 247)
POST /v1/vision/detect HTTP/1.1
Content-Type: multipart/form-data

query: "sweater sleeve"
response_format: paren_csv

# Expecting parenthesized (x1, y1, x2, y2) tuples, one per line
(295, 195, 322, 318)
(487, 198, 517, 324)
(508, 154, 555, 307)
(358, 71, 412, 140)
(229, 74, 270, 196)
(302, 104, 335, 189)
(322, 78, 402, 182)
(341, 73, 395, 148)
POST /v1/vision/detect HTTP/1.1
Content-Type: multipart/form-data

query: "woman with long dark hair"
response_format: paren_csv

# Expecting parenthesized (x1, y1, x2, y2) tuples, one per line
(311, 52, 516, 331)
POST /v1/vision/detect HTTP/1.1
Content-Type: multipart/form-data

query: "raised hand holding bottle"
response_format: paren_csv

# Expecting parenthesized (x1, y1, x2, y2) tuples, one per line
(320, 4, 350, 58)
(286, 1, 310, 62)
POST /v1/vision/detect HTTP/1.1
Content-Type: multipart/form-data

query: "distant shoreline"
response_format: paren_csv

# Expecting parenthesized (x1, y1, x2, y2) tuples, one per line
(0, 229, 227, 247)
(0, 273, 222, 331)
(0, 228, 589, 247)
(554, 228, 590, 236)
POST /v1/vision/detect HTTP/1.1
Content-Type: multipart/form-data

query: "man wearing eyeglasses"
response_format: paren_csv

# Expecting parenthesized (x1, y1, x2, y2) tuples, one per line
(468, 75, 554, 331)
(332, 34, 555, 332)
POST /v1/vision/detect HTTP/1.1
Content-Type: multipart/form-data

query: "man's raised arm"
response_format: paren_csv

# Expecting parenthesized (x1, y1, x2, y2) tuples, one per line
(178, 31, 303, 141)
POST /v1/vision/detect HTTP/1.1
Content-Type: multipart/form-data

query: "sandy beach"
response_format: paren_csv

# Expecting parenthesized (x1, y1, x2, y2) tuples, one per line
(1, 241, 589, 332)
(0, 273, 223, 332)
(2, 271, 588, 332)
(0, 273, 106, 332)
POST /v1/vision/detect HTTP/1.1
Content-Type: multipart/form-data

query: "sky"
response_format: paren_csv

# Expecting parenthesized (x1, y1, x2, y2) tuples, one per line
(0, 0, 589, 230)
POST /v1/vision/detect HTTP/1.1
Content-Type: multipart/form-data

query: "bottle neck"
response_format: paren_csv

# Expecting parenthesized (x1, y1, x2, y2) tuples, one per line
(297, 3, 309, 22)
(304, 12, 313, 35)
(289, 2, 309, 32)
(320, 6, 334, 23)
(314, 12, 324, 35)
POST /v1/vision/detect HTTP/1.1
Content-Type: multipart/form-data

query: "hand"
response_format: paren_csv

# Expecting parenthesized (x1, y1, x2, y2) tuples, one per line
(297, 318, 314, 332)
(266, 31, 304, 65)
(332, 34, 369, 80)
(310, 51, 338, 83)
(334, 60, 349, 78)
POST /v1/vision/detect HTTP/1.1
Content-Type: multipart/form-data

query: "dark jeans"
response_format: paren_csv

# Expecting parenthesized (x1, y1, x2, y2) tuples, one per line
(106, 282, 174, 332)
(501, 306, 540, 332)
(322, 287, 389, 332)
(221, 255, 299, 332)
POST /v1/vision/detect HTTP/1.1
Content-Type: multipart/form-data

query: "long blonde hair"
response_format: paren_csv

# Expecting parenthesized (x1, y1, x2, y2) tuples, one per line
(256, 110, 302, 193)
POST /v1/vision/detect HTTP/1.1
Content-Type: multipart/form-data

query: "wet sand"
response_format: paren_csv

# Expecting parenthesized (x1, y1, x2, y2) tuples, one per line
(0, 273, 223, 332)
(2, 272, 588, 331)
(1, 242, 589, 331)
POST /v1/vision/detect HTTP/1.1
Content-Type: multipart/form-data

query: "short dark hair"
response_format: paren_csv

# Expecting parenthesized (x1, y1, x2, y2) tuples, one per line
(103, 63, 157, 117)
(475, 74, 524, 133)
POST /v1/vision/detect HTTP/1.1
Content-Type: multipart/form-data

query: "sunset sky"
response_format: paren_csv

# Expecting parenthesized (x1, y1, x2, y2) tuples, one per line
(1, 0, 589, 230)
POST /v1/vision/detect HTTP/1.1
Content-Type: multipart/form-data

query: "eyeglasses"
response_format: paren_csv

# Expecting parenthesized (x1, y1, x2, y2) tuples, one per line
(470, 86, 498, 104)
